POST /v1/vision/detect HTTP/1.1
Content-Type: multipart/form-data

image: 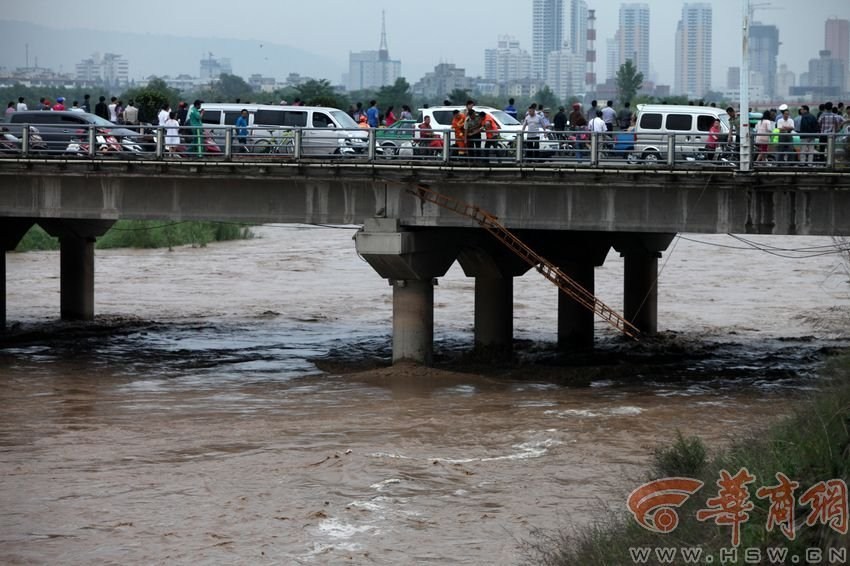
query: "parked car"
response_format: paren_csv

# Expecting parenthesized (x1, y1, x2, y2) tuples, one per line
(634, 104, 730, 162)
(5, 111, 142, 154)
(200, 103, 369, 156)
(376, 119, 419, 155)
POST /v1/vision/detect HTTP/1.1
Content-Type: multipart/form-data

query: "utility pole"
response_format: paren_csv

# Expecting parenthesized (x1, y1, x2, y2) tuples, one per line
(740, 0, 751, 172)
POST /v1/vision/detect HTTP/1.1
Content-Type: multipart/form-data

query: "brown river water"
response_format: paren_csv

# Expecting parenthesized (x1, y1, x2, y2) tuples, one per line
(1, 226, 849, 565)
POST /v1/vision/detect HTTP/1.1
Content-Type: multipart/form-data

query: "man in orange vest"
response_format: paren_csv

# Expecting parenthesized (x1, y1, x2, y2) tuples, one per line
(481, 112, 500, 161)
(451, 109, 466, 156)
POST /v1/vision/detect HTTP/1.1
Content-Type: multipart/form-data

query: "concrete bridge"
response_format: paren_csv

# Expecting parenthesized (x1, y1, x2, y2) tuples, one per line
(2, 158, 849, 363)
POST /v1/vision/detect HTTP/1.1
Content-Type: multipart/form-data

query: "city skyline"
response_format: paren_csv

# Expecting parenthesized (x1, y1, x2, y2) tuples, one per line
(1, 0, 848, 96)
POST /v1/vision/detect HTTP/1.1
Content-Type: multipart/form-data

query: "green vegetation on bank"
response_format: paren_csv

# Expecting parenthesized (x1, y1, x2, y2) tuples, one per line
(15, 221, 253, 252)
(524, 355, 850, 565)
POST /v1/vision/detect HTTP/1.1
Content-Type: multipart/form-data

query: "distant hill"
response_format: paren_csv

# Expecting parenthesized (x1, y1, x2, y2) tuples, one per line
(0, 20, 343, 84)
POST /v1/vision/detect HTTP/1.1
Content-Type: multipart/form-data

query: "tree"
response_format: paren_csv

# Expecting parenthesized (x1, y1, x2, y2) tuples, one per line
(533, 85, 559, 111)
(375, 77, 412, 113)
(296, 79, 347, 108)
(616, 60, 644, 105)
(447, 88, 471, 105)
(120, 78, 181, 124)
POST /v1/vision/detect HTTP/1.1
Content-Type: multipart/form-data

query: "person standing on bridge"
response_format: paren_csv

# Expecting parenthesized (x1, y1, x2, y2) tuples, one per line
(187, 100, 204, 158)
(235, 109, 249, 149)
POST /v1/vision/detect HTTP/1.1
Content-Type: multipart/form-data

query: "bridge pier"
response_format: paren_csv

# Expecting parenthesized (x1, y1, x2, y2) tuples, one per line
(391, 279, 434, 365)
(40, 220, 115, 321)
(457, 242, 530, 355)
(1, 219, 37, 330)
(557, 261, 596, 350)
(615, 234, 676, 336)
(355, 220, 457, 365)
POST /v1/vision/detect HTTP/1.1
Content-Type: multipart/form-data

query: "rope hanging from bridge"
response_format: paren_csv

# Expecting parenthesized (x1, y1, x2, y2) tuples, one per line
(407, 184, 641, 341)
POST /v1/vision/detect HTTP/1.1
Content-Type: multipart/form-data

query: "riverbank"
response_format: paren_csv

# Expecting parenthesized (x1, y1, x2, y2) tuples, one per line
(14, 221, 253, 252)
(523, 352, 850, 565)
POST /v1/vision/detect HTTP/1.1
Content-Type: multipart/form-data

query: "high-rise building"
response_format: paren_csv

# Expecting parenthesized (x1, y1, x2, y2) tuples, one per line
(607, 35, 620, 80)
(727, 66, 740, 90)
(825, 18, 849, 91)
(199, 54, 232, 80)
(749, 24, 779, 99)
(776, 64, 796, 99)
(75, 52, 129, 87)
(804, 50, 846, 92)
(568, 0, 587, 59)
(485, 35, 532, 82)
(533, 0, 564, 80)
(617, 3, 650, 80)
(674, 3, 712, 98)
(347, 12, 402, 91)
(547, 43, 585, 100)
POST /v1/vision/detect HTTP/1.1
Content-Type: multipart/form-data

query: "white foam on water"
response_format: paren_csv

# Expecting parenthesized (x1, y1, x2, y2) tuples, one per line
(544, 406, 644, 418)
(317, 518, 376, 539)
(369, 478, 403, 492)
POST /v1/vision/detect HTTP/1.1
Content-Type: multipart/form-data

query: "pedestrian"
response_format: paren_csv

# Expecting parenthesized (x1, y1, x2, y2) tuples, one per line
(504, 98, 518, 120)
(775, 106, 794, 162)
(16, 97, 27, 111)
(164, 111, 181, 152)
(585, 100, 599, 125)
(726, 107, 739, 145)
(481, 111, 500, 160)
(351, 102, 365, 122)
(755, 111, 773, 162)
(235, 108, 249, 147)
(521, 104, 545, 157)
(465, 109, 484, 159)
(569, 103, 588, 160)
(176, 102, 188, 126)
(798, 105, 818, 164)
(70, 100, 84, 112)
(158, 104, 171, 126)
(95, 96, 108, 119)
(187, 100, 204, 157)
(385, 106, 397, 127)
(52, 97, 66, 111)
(451, 109, 467, 156)
(707, 118, 721, 160)
(417, 115, 444, 155)
(82, 94, 91, 113)
(37, 97, 48, 111)
(399, 105, 413, 120)
(553, 106, 568, 136)
(108, 97, 118, 122)
(123, 100, 139, 125)
(366, 100, 380, 128)
(589, 109, 607, 135)
(115, 100, 125, 124)
(5, 102, 15, 116)
(601, 100, 616, 132)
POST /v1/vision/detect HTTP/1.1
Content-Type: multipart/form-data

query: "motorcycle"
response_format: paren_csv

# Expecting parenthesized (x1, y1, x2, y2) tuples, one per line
(0, 126, 47, 155)
(66, 128, 142, 157)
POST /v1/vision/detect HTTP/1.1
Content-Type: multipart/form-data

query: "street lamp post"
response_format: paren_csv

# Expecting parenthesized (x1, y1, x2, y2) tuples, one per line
(740, 0, 751, 172)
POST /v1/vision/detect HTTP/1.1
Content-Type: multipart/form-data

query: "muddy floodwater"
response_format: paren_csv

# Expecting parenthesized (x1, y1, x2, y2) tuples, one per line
(1, 226, 849, 565)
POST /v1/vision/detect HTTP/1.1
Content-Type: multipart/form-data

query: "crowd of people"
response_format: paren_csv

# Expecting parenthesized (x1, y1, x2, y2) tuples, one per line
(5, 91, 848, 162)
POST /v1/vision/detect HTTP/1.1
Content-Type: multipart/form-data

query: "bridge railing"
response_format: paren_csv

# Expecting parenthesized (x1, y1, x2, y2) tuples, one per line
(2, 123, 848, 170)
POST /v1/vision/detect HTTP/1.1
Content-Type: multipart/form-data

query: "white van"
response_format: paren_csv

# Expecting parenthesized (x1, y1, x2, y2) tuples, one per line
(634, 104, 730, 162)
(200, 103, 368, 155)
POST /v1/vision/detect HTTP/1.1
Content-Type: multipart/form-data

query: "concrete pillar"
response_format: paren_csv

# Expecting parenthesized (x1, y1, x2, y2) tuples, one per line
(59, 234, 96, 321)
(1, 218, 37, 331)
(1, 251, 5, 330)
(392, 279, 435, 365)
(623, 253, 659, 336)
(474, 276, 513, 351)
(557, 261, 595, 350)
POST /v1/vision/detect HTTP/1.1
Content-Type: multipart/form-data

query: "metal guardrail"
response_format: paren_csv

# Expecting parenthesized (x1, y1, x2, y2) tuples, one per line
(1, 123, 848, 170)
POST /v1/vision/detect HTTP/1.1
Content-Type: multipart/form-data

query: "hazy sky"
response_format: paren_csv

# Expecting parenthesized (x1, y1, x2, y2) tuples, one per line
(2, 0, 849, 87)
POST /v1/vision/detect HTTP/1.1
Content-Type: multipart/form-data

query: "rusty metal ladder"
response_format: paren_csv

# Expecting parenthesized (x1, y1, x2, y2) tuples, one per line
(407, 185, 641, 340)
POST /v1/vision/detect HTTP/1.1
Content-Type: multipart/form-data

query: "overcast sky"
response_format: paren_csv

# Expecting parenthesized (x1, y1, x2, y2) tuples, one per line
(2, 0, 849, 88)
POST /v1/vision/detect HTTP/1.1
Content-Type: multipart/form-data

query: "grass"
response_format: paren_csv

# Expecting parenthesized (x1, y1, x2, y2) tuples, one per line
(14, 221, 253, 252)
(522, 354, 850, 565)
